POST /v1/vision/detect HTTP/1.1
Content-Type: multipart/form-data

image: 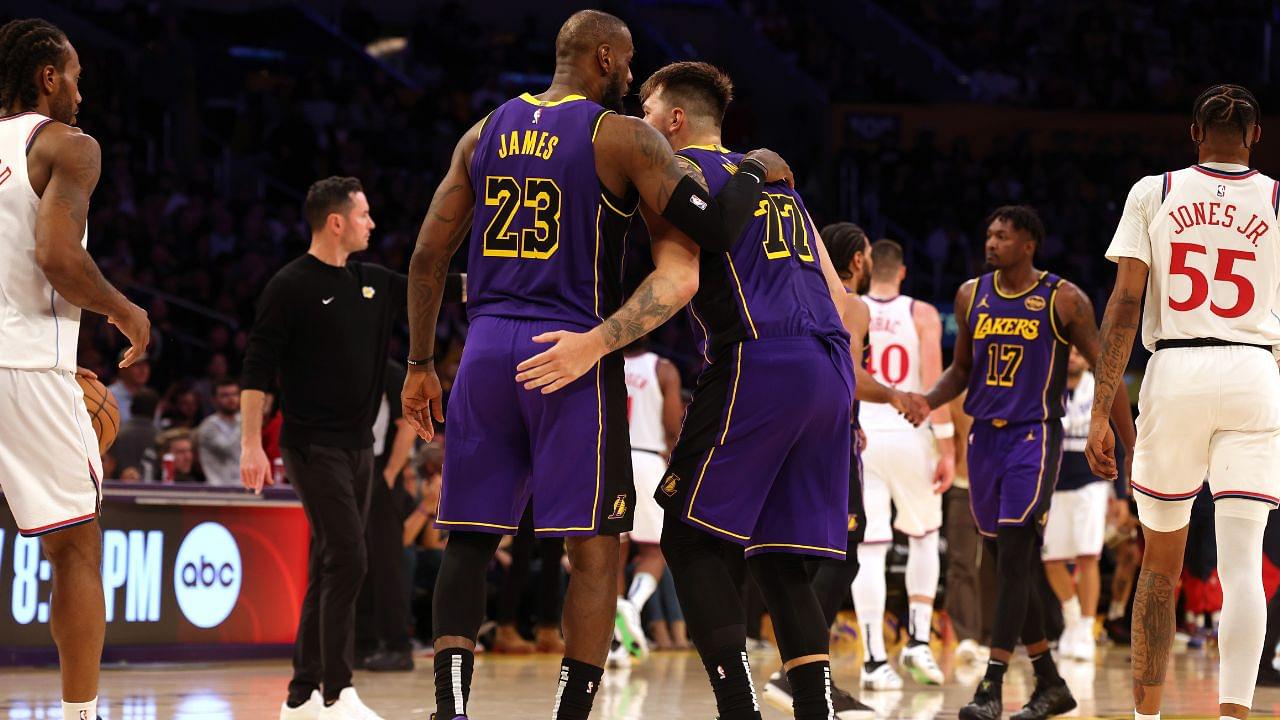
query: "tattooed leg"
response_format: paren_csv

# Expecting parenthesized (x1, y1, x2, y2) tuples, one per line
(1131, 523, 1188, 714)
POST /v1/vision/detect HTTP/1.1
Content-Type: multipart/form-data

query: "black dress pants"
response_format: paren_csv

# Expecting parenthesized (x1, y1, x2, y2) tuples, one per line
(284, 444, 374, 703)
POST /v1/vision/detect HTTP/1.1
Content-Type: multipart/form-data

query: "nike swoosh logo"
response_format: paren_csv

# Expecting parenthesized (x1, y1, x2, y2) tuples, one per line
(322, 297, 334, 305)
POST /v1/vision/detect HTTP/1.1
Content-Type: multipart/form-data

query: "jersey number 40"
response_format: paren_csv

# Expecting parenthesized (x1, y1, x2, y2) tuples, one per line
(483, 176, 561, 259)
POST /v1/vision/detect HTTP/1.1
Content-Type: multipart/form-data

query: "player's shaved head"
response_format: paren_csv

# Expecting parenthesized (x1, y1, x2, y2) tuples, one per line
(554, 10, 632, 111)
(555, 10, 629, 62)
(870, 239, 904, 281)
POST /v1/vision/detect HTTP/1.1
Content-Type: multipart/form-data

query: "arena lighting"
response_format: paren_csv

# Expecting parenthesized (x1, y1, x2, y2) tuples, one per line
(366, 36, 407, 58)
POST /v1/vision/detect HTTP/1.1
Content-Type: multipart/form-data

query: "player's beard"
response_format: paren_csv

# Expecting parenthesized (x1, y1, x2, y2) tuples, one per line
(601, 72, 627, 113)
(50, 87, 76, 126)
(855, 272, 871, 294)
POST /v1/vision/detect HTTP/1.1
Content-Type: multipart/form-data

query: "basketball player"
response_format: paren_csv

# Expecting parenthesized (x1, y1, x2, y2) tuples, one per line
(612, 339, 684, 663)
(759, 221, 878, 718)
(401, 12, 791, 720)
(0, 19, 150, 720)
(624, 61, 924, 720)
(854, 239, 955, 689)
(923, 205, 1135, 720)
(1086, 84, 1280, 720)
(1041, 346, 1114, 663)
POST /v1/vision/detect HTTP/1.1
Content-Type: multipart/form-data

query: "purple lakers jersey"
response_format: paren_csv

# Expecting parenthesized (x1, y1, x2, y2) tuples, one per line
(467, 93, 637, 329)
(964, 271, 1069, 423)
(677, 145, 850, 360)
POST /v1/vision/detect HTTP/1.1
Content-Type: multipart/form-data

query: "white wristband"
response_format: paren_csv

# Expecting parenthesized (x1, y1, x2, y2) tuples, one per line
(931, 422, 955, 440)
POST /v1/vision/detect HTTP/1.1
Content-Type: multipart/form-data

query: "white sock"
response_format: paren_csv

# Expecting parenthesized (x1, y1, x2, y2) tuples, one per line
(627, 572, 659, 611)
(1062, 595, 1082, 629)
(1215, 500, 1268, 709)
(62, 697, 97, 720)
(853, 543, 889, 663)
(1134, 713, 1159, 720)
(908, 601, 934, 644)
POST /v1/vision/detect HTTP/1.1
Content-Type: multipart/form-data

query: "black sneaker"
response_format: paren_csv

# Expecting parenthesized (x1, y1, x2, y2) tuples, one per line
(958, 679, 1003, 720)
(1260, 665, 1280, 687)
(1011, 681, 1077, 720)
(831, 684, 876, 719)
(364, 648, 415, 672)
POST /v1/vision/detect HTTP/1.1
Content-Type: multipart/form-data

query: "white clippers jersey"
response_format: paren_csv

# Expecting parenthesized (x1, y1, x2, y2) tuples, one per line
(0, 112, 85, 372)
(1107, 163, 1280, 352)
(859, 295, 921, 431)
(624, 352, 666, 454)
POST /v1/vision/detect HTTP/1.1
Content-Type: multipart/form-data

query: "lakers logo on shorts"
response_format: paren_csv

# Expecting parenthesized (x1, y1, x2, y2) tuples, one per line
(1024, 295, 1046, 312)
(847, 514, 859, 532)
(661, 473, 680, 497)
(608, 494, 628, 520)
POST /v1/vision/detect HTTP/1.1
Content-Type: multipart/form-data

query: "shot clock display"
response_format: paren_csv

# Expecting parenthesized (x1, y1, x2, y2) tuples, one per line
(0, 484, 310, 664)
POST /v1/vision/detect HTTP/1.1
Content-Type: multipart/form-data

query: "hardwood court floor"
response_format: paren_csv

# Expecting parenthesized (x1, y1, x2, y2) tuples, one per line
(2, 645, 1279, 719)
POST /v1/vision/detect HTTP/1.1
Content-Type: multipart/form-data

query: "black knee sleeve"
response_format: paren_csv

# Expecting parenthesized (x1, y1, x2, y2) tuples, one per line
(748, 553, 829, 661)
(809, 556, 859, 629)
(988, 524, 1042, 653)
(432, 531, 502, 641)
(660, 512, 746, 655)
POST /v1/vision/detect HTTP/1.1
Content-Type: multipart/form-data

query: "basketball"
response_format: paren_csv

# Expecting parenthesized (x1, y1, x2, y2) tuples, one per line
(77, 373, 119, 454)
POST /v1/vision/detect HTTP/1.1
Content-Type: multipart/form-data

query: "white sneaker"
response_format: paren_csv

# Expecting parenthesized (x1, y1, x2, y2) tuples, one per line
(318, 688, 383, 720)
(1074, 621, 1096, 662)
(280, 691, 322, 720)
(1056, 623, 1080, 660)
(955, 639, 989, 665)
(614, 598, 649, 660)
(860, 662, 903, 690)
(607, 639, 632, 669)
(900, 644, 945, 685)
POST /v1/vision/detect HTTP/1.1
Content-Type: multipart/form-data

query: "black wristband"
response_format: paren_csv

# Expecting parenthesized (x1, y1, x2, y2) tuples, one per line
(737, 157, 767, 183)
(406, 357, 433, 367)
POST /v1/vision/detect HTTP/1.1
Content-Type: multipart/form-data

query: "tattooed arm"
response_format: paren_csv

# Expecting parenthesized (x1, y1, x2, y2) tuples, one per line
(402, 121, 479, 440)
(1083, 260, 1147, 481)
(924, 279, 978, 409)
(33, 126, 150, 367)
(514, 180, 700, 395)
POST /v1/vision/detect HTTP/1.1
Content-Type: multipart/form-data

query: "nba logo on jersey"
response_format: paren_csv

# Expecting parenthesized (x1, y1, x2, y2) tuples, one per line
(532, 108, 542, 124)
(1217, 183, 1226, 197)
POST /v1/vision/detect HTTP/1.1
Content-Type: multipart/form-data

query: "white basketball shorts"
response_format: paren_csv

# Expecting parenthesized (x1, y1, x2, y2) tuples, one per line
(629, 450, 667, 544)
(0, 367, 103, 535)
(861, 426, 941, 543)
(1042, 480, 1110, 560)
(1130, 345, 1280, 532)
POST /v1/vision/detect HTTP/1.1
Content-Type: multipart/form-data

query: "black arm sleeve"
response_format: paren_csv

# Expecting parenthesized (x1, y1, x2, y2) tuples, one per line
(240, 277, 289, 392)
(660, 165, 764, 253)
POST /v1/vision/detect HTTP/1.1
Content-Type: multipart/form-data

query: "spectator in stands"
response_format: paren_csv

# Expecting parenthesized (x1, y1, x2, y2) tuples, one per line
(108, 351, 151, 425)
(161, 386, 204, 429)
(108, 388, 161, 479)
(150, 428, 204, 483)
(192, 352, 231, 413)
(196, 378, 242, 487)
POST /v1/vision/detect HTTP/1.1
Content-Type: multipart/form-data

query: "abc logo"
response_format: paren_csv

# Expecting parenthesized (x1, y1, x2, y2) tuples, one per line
(173, 522, 242, 629)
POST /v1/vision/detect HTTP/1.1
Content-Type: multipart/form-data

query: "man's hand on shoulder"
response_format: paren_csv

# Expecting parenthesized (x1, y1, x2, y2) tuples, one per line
(740, 149, 793, 188)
